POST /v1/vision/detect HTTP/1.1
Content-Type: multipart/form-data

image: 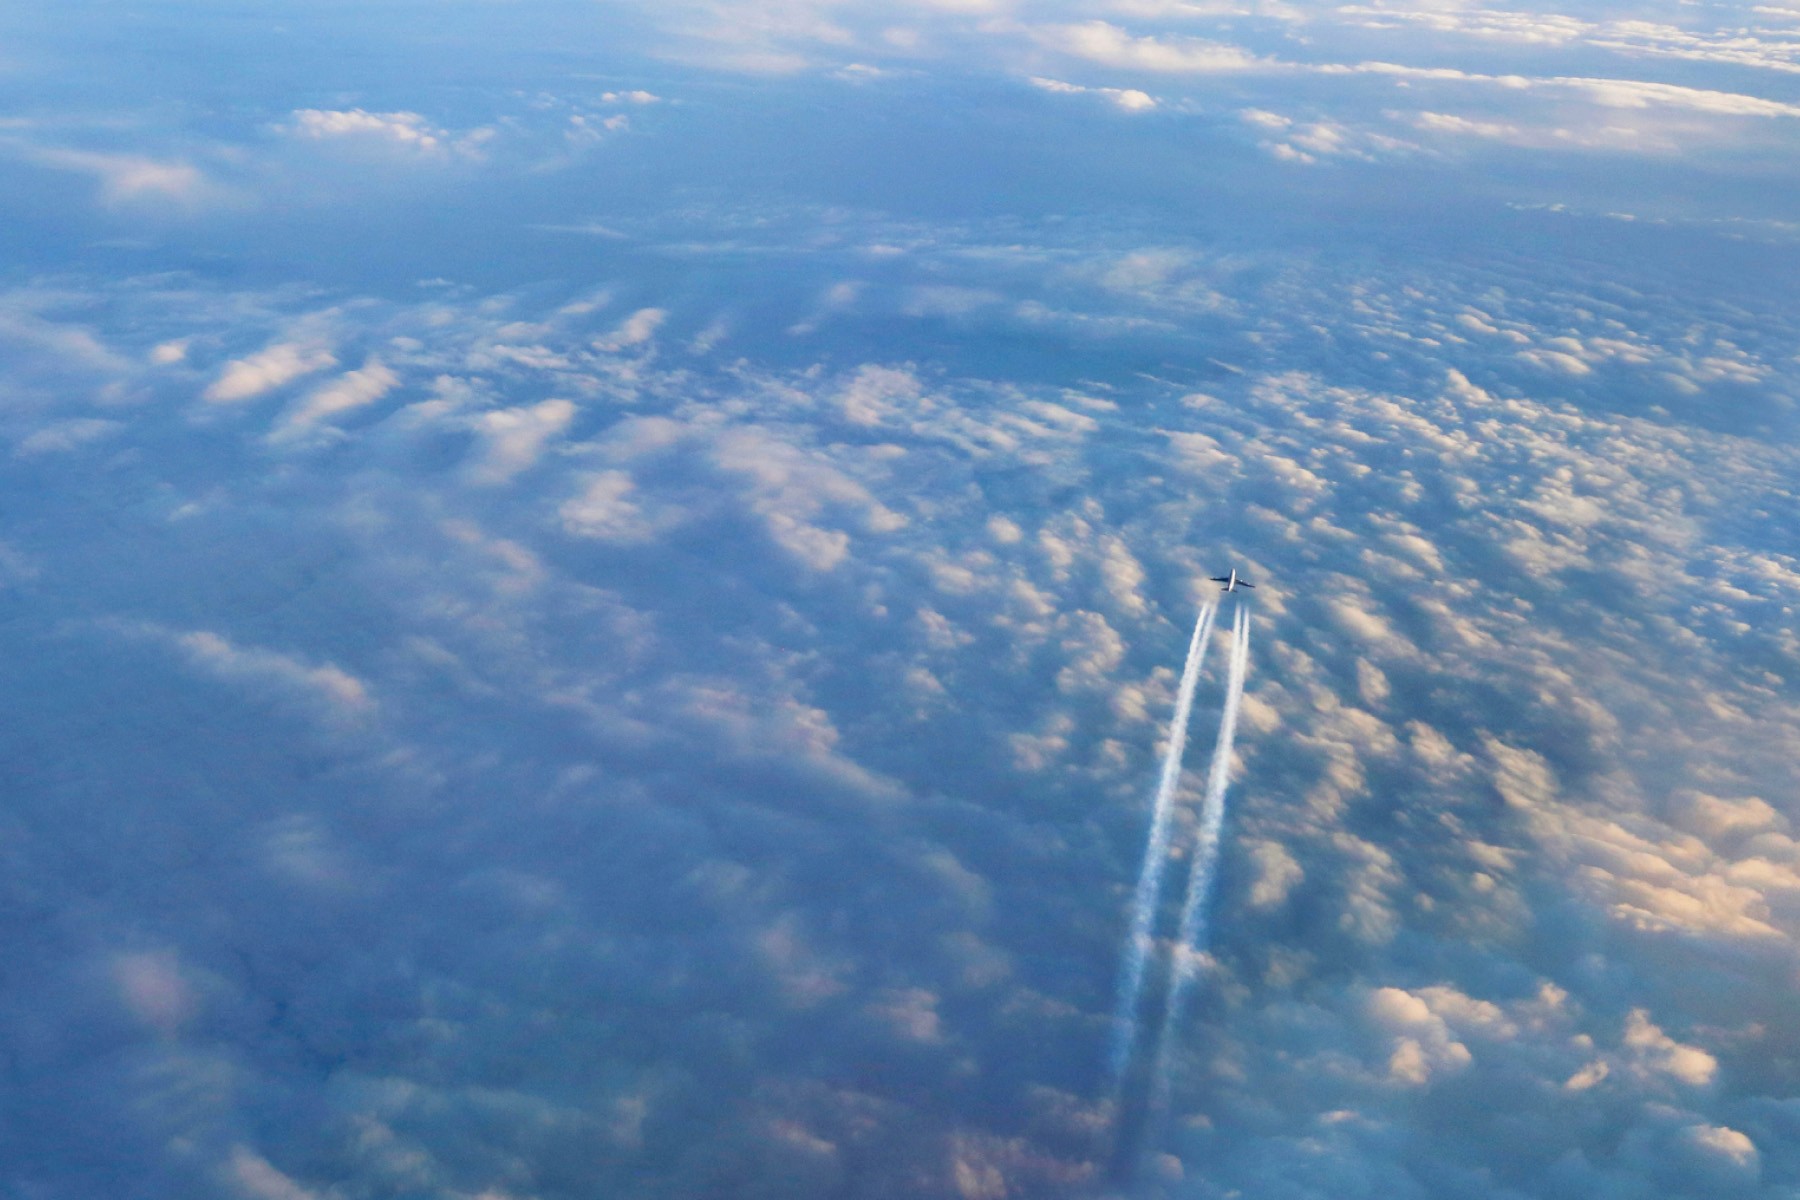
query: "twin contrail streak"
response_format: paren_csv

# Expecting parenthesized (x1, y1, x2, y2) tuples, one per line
(1150, 604, 1251, 1112)
(1108, 602, 1218, 1081)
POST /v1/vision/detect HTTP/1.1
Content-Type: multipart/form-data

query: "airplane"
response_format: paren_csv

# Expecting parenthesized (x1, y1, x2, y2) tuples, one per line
(1210, 569, 1256, 593)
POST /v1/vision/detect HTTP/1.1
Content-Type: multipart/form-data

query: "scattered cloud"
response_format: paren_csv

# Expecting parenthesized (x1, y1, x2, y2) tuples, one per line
(594, 307, 668, 351)
(270, 359, 400, 441)
(1239, 107, 1416, 162)
(1030, 75, 1158, 111)
(5, 16, 1800, 1190)
(15, 416, 123, 455)
(560, 468, 662, 542)
(3, 140, 215, 206)
(204, 341, 338, 404)
(466, 397, 578, 483)
(287, 108, 494, 158)
(1035, 20, 1265, 71)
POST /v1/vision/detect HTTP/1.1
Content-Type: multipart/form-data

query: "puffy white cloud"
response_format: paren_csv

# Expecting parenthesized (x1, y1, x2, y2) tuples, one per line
(291, 107, 444, 147)
(6, 142, 215, 206)
(112, 951, 197, 1036)
(1239, 108, 1417, 163)
(270, 359, 399, 441)
(204, 341, 338, 404)
(1559, 75, 1800, 116)
(836, 363, 924, 425)
(1336, 5, 1593, 45)
(171, 628, 374, 715)
(223, 1148, 323, 1200)
(1684, 1122, 1760, 1169)
(15, 416, 122, 455)
(287, 108, 493, 158)
(1245, 838, 1303, 908)
(1409, 110, 1528, 142)
(466, 397, 578, 483)
(708, 425, 908, 569)
(559, 469, 661, 542)
(865, 986, 944, 1042)
(1035, 21, 1265, 71)
(149, 338, 190, 365)
(1343, 2, 1800, 77)
(594, 307, 667, 351)
(87, 620, 375, 730)
(0, 305, 133, 376)
(1622, 1008, 1719, 1086)
(1029, 76, 1158, 111)
(1326, 595, 1400, 648)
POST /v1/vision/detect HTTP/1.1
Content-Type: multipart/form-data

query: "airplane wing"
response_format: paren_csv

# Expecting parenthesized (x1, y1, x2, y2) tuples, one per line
(1239, 582, 1256, 589)
(1208, 576, 1231, 583)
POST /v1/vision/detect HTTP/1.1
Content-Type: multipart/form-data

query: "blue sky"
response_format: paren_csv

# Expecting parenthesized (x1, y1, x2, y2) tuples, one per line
(3, 2, 1800, 1197)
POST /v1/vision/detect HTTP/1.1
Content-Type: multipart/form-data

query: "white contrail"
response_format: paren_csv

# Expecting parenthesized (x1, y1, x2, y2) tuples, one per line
(1149, 603, 1251, 1112)
(1108, 602, 1218, 1081)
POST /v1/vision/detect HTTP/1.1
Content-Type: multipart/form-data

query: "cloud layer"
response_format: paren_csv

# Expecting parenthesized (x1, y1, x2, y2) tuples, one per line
(1, 204, 1797, 1193)
(1, 1, 1798, 1197)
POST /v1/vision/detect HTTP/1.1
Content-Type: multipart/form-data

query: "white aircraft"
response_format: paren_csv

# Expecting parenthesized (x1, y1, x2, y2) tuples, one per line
(1210, 569, 1256, 593)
